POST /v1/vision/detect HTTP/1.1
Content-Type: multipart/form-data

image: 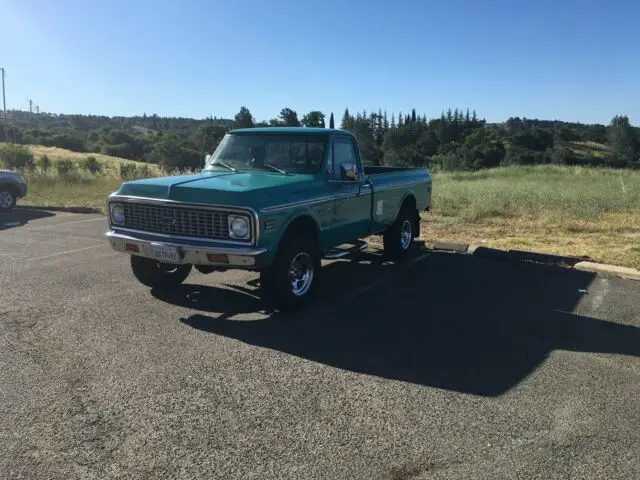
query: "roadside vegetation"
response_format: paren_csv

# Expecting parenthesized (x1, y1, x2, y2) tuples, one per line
(0, 143, 179, 208)
(424, 165, 640, 269)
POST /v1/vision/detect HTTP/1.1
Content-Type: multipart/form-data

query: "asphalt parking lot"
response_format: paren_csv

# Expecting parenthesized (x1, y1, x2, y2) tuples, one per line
(1, 208, 639, 480)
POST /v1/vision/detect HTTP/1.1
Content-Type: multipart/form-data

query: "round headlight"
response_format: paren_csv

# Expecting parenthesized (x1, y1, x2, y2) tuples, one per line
(110, 203, 125, 225)
(229, 215, 249, 239)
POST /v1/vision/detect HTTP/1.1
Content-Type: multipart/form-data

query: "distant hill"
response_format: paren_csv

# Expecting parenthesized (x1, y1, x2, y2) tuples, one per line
(4, 110, 233, 139)
(1, 108, 637, 171)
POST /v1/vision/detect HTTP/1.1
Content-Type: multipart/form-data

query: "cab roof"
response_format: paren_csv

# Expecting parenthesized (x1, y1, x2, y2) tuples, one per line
(229, 127, 353, 137)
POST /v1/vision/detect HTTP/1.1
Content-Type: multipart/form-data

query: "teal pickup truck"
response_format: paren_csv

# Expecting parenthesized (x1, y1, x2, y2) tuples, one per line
(106, 127, 432, 309)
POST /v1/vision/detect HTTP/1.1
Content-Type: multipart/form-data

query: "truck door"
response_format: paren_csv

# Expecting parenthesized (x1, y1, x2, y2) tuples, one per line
(327, 135, 372, 245)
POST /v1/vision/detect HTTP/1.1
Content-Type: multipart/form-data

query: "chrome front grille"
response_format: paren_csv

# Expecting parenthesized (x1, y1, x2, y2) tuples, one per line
(121, 203, 246, 242)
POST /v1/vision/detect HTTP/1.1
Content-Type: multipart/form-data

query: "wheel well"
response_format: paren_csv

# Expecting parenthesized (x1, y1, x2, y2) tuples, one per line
(401, 194, 417, 215)
(0, 183, 19, 197)
(281, 215, 320, 244)
(401, 194, 420, 236)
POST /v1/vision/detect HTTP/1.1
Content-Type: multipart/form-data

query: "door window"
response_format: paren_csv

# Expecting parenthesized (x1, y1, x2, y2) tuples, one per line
(332, 137, 359, 181)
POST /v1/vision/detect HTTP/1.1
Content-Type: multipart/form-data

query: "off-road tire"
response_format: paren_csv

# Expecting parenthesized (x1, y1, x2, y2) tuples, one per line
(130, 255, 192, 289)
(383, 205, 417, 261)
(261, 234, 320, 311)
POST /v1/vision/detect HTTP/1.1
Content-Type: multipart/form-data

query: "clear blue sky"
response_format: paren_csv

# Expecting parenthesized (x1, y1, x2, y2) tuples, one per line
(2, 0, 638, 125)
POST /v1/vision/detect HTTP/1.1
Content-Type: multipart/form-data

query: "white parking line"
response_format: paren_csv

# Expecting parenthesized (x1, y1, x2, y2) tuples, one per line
(25, 244, 108, 262)
(29, 217, 106, 231)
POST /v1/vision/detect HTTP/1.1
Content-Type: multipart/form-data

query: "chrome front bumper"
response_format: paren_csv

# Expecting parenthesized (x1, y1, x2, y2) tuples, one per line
(106, 230, 267, 268)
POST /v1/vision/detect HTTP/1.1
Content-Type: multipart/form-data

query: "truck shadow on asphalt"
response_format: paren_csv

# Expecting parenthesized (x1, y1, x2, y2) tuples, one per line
(153, 251, 640, 397)
(0, 207, 55, 231)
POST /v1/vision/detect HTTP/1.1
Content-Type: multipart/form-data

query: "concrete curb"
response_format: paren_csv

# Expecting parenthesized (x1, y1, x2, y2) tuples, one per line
(574, 261, 640, 281)
(17, 205, 104, 214)
(506, 249, 590, 267)
(466, 244, 638, 281)
(468, 245, 510, 261)
(432, 242, 469, 253)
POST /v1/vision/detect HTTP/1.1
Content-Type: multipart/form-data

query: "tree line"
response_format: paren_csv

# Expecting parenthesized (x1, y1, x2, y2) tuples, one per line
(1, 106, 638, 170)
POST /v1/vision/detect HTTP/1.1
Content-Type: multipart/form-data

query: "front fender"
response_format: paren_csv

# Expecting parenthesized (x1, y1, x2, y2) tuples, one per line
(258, 201, 334, 265)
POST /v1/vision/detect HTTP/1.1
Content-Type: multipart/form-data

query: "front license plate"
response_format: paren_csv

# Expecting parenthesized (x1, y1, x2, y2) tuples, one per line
(151, 244, 180, 264)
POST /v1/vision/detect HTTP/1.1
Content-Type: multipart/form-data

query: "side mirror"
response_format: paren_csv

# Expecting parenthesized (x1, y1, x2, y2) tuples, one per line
(204, 154, 212, 164)
(340, 163, 357, 181)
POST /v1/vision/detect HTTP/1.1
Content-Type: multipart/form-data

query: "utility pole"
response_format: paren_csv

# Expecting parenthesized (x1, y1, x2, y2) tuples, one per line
(28, 98, 33, 124)
(1, 67, 7, 143)
(1, 67, 6, 121)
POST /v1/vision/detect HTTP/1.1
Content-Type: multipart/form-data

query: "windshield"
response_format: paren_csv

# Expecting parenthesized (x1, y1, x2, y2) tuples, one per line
(205, 134, 327, 174)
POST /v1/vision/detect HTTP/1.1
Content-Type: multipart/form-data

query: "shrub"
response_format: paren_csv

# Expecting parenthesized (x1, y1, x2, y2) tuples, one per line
(55, 158, 75, 176)
(119, 163, 138, 179)
(137, 165, 152, 178)
(0, 144, 35, 170)
(83, 156, 103, 175)
(102, 143, 134, 159)
(549, 144, 575, 165)
(48, 133, 86, 152)
(37, 154, 52, 171)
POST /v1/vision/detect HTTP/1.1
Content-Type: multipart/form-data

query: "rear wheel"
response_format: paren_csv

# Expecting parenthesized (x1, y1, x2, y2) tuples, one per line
(0, 188, 16, 213)
(383, 205, 416, 261)
(130, 255, 192, 289)
(261, 234, 320, 311)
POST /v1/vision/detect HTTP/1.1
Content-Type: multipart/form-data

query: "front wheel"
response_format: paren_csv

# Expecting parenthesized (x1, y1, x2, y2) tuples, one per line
(0, 189, 16, 213)
(260, 234, 320, 311)
(383, 206, 416, 261)
(130, 255, 192, 289)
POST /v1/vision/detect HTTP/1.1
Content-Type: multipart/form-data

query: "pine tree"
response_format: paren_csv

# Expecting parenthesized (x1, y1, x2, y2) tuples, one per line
(411, 108, 417, 123)
(383, 110, 389, 130)
(329, 112, 335, 129)
(422, 114, 427, 124)
(405, 114, 411, 124)
(398, 112, 403, 126)
(453, 108, 459, 124)
(391, 113, 396, 128)
(472, 110, 478, 123)
(465, 108, 471, 124)
(341, 108, 351, 130)
(446, 108, 453, 123)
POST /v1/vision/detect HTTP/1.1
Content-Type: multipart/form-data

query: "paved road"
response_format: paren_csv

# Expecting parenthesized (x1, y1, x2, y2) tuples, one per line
(1, 208, 639, 480)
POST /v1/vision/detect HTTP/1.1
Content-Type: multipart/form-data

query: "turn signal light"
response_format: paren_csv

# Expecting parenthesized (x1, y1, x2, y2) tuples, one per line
(125, 243, 139, 253)
(207, 253, 229, 264)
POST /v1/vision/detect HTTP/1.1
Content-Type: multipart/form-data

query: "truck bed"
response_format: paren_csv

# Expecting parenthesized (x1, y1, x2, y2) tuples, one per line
(363, 165, 419, 176)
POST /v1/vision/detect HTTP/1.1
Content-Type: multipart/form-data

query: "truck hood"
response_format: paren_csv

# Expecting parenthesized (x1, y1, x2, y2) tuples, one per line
(114, 170, 317, 208)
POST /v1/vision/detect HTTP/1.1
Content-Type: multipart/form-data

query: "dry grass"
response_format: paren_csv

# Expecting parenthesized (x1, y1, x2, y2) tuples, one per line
(22, 173, 125, 208)
(13, 145, 185, 210)
(421, 165, 640, 269)
(24, 144, 163, 172)
(568, 141, 610, 159)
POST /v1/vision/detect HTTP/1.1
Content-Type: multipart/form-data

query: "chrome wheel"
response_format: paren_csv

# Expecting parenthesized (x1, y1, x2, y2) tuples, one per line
(288, 252, 314, 297)
(0, 191, 14, 209)
(400, 219, 412, 250)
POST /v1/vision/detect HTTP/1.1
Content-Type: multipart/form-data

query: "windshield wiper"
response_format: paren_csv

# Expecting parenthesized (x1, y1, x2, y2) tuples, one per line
(212, 160, 236, 172)
(262, 162, 290, 175)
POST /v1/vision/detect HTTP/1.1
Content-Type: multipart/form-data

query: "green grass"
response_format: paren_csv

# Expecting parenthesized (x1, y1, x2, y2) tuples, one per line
(433, 165, 640, 222)
(424, 165, 640, 269)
